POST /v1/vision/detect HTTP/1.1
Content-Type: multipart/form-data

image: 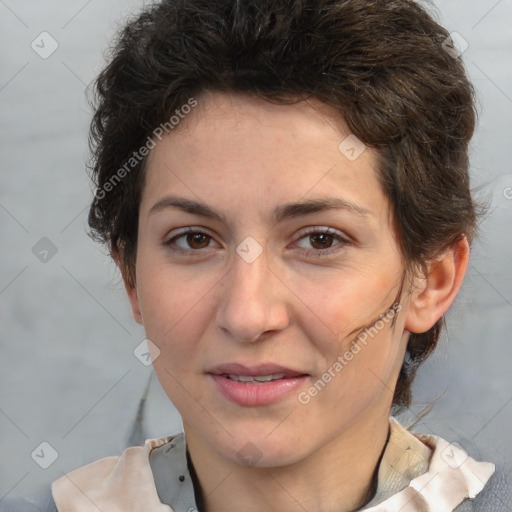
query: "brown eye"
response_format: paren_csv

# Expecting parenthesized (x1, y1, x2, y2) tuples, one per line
(309, 232, 336, 250)
(185, 232, 211, 249)
(164, 228, 218, 254)
(295, 227, 350, 256)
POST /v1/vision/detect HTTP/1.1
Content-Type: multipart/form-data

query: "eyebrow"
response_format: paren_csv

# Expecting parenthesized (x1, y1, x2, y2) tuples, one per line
(148, 195, 372, 225)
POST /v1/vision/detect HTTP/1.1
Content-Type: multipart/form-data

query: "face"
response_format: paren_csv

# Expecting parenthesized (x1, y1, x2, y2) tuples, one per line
(127, 91, 413, 467)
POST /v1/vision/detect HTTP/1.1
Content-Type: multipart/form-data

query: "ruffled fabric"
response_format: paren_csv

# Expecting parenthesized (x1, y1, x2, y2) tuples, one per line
(362, 418, 495, 511)
(51, 418, 495, 512)
(52, 437, 174, 512)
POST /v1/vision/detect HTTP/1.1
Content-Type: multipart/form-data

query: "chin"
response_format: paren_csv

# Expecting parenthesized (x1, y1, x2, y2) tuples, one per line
(211, 429, 309, 469)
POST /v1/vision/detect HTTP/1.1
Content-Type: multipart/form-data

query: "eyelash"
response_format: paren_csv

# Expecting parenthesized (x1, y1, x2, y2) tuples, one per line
(163, 226, 350, 257)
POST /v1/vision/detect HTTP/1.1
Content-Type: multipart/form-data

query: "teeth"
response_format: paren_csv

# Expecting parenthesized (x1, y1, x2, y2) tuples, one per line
(237, 375, 254, 382)
(254, 374, 285, 382)
(226, 373, 286, 382)
(253, 375, 274, 382)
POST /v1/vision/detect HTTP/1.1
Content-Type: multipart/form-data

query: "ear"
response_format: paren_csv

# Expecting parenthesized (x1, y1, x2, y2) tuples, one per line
(404, 236, 470, 334)
(113, 247, 143, 326)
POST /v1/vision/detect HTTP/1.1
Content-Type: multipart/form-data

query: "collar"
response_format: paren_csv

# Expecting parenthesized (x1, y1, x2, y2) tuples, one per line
(52, 417, 495, 512)
(362, 417, 495, 510)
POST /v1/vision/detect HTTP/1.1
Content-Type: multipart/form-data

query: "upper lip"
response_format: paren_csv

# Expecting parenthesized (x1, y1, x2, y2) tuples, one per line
(207, 363, 308, 378)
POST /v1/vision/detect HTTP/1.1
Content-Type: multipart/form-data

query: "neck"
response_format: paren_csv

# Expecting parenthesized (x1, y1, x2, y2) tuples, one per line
(184, 408, 391, 512)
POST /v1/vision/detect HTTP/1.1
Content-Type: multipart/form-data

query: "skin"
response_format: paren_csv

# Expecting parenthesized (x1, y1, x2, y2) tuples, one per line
(120, 91, 469, 512)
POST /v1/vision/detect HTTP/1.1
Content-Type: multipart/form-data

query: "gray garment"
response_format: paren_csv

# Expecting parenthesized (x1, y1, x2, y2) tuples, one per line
(149, 432, 199, 512)
(0, 487, 56, 512)
(453, 460, 512, 511)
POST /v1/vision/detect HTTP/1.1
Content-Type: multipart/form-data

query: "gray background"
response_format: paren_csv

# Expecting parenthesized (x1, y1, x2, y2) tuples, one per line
(1, 0, 511, 502)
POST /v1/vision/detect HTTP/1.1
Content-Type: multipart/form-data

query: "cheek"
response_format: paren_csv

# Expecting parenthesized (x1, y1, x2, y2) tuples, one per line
(135, 254, 212, 338)
(303, 271, 406, 406)
(134, 262, 224, 396)
(288, 265, 402, 347)
(308, 321, 405, 420)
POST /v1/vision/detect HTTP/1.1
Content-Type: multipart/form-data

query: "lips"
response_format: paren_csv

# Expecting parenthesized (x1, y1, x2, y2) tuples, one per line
(207, 363, 310, 406)
(207, 362, 307, 379)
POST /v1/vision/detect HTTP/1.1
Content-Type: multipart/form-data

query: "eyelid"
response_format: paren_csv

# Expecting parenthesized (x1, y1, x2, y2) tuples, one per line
(294, 225, 350, 241)
(165, 226, 215, 240)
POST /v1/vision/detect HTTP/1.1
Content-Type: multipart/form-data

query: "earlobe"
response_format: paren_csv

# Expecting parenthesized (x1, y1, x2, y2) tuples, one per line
(113, 247, 143, 326)
(404, 236, 470, 334)
(125, 282, 143, 325)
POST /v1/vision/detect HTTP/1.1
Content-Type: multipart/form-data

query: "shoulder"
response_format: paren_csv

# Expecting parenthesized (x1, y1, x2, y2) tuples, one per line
(363, 418, 501, 511)
(0, 487, 57, 512)
(409, 421, 511, 512)
(1, 435, 180, 512)
(50, 435, 177, 511)
(454, 458, 512, 511)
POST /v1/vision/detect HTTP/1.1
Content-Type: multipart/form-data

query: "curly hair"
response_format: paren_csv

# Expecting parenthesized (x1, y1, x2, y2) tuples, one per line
(87, 0, 478, 409)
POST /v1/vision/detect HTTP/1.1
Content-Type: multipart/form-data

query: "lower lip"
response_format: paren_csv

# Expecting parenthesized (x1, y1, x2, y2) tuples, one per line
(209, 374, 309, 406)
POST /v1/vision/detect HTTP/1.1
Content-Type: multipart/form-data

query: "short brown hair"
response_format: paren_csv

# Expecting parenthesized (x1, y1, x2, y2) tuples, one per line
(87, 0, 479, 409)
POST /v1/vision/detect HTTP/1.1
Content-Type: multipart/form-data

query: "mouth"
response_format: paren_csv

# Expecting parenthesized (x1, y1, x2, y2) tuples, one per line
(208, 362, 308, 380)
(207, 363, 310, 406)
(220, 373, 289, 383)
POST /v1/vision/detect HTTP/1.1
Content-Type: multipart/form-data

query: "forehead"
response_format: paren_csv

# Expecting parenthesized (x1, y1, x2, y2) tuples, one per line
(140, 91, 388, 224)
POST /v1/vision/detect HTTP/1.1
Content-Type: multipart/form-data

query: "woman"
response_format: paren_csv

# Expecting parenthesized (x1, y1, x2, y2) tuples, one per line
(5, 0, 508, 510)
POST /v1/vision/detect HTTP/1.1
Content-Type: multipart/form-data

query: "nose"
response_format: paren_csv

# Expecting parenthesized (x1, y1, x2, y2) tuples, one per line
(215, 240, 290, 343)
